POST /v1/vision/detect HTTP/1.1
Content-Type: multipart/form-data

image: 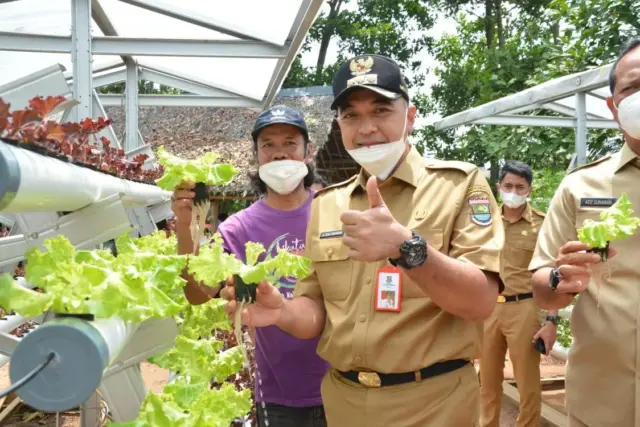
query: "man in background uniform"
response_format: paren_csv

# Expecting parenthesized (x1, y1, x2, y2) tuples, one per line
(480, 161, 557, 427)
(222, 54, 505, 426)
(529, 39, 640, 427)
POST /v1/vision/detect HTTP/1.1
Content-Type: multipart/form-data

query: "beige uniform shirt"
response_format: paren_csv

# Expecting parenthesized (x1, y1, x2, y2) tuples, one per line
(529, 143, 640, 426)
(295, 147, 504, 373)
(500, 203, 545, 295)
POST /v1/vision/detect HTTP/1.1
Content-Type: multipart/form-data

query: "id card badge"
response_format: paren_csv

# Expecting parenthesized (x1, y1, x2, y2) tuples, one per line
(375, 265, 402, 312)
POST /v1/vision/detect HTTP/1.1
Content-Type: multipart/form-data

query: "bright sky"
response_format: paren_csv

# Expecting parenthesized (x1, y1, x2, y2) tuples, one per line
(299, 1, 459, 128)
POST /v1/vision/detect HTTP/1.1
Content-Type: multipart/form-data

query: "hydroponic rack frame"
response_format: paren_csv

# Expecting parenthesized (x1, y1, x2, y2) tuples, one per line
(0, 0, 323, 424)
(433, 63, 617, 169)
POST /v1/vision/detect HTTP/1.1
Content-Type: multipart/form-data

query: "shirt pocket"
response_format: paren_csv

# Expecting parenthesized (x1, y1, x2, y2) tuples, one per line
(403, 229, 444, 298)
(307, 238, 353, 301)
(505, 237, 535, 269)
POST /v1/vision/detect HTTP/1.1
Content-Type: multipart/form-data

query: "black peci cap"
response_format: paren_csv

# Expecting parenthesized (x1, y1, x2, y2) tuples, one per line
(251, 105, 309, 145)
(331, 54, 410, 110)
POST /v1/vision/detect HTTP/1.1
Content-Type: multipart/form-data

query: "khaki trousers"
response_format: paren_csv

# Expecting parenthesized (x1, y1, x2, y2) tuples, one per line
(479, 298, 541, 427)
(321, 362, 479, 427)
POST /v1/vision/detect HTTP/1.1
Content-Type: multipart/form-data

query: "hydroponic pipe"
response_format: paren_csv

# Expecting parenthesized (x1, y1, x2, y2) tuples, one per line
(550, 342, 569, 362)
(0, 140, 170, 213)
(9, 316, 138, 412)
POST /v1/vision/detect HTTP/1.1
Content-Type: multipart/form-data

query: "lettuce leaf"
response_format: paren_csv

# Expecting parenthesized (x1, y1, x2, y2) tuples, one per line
(188, 233, 312, 286)
(0, 234, 187, 322)
(577, 192, 640, 248)
(0, 228, 310, 426)
(154, 146, 238, 191)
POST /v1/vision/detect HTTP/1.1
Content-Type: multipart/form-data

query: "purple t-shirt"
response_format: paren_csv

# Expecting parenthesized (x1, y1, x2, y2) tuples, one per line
(218, 192, 329, 407)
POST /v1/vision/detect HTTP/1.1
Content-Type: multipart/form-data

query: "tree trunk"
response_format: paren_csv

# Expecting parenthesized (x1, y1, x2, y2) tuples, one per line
(484, 0, 494, 49)
(551, 21, 560, 44)
(495, 0, 505, 50)
(315, 0, 343, 82)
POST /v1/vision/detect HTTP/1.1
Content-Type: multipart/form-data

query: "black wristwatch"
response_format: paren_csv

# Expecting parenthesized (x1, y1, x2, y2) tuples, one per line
(548, 268, 561, 292)
(388, 231, 427, 270)
(546, 315, 559, 326)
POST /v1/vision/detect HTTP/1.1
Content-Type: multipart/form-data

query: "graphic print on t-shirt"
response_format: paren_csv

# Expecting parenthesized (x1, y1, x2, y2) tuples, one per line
(265, 233, 305, 299)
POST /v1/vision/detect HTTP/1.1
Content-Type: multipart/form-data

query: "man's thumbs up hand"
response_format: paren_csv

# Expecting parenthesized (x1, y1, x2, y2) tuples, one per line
(366, 176, 385, 209)
(340, 176, 412, 262)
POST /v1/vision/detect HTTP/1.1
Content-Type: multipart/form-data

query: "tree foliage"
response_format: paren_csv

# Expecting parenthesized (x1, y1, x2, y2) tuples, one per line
(417, 0, 637, 180)
(97, 80, 184, 95)
(283, 0, 437, 88)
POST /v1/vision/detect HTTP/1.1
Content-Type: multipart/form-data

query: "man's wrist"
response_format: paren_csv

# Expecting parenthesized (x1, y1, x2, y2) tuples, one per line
(389, 225, 413, 259)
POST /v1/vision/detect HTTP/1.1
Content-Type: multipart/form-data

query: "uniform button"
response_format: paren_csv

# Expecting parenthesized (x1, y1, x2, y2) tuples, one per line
(359, 314, 366, 322)
(366, 277, 372, 284)
(327, 247, 333, 258)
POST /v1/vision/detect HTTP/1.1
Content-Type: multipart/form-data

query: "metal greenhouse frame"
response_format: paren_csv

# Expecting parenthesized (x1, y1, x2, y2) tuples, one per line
(433, 63, 618, 167)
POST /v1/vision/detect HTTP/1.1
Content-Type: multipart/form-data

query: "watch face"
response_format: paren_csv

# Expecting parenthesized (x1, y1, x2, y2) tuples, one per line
(405, 241, 427, 266)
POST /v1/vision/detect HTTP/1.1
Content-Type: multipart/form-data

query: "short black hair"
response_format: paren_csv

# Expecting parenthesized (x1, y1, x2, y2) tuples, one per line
(313, 174, 329, 187)
(499, 160, 533, 185)
(609, 38, 640, 94)
(218, 212, 229, 221)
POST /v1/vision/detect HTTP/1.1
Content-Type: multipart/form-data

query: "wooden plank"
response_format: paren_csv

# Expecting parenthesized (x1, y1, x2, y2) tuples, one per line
(0, 395, 22, 424)
(502, 381, 568, 427)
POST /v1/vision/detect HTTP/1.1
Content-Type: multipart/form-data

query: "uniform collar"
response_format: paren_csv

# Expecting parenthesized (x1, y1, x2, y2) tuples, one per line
(501, 202, 532, 223)
(615, 143, 640, 173)
(352, 145, 424, 192)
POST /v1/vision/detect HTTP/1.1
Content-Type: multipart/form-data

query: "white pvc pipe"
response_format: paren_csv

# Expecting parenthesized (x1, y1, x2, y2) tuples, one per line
(89, 316, 139, 363)
(0, 140, 170, 213)
(0, 314, 31, 334)
(550, 343, 569, 361)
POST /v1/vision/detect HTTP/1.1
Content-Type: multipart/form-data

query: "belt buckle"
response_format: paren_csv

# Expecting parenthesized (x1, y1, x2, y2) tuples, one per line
(357, 372, 381, 388)
(497, 295, 506, 303)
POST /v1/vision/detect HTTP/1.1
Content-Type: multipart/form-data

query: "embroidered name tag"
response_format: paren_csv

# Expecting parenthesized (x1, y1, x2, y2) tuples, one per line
(320, 230, 344, 239)
(580, 198, 617, 208)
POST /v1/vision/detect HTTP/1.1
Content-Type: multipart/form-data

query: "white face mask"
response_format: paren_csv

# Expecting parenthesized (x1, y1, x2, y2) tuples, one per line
(258, 160, 308, 195)
(617, 91, 640, 139)
(345, 111, 408, 181)
(500, 190, 528, 209)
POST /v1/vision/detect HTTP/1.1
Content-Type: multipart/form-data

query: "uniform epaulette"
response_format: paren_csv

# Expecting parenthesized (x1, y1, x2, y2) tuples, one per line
(568, 154, 612, 175)
(531, 206, 546, 218)
(424, 159, 477, 175)
(313, 174, 358, 199)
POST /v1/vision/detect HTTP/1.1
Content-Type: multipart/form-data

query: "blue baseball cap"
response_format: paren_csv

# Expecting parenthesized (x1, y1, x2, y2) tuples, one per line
(251, 105, 309, 145)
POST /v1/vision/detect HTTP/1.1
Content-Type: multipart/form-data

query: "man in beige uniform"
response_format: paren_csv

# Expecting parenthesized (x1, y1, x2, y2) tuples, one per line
(222, 54, 504, 426)
(529, 38, 640, 427)
(480, 160, 558, 427)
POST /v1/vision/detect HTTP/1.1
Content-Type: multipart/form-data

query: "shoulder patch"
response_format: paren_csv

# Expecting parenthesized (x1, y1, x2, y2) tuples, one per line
(468, 198, 492, 226)
(313, 174, 358, 199)
(568, 154, 612, 175)
(424, 159, 477, 175)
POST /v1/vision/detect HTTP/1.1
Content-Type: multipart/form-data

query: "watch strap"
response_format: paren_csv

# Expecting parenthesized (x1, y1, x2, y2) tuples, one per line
(388, 231, 426, 270)
(546, 315, 559, 326)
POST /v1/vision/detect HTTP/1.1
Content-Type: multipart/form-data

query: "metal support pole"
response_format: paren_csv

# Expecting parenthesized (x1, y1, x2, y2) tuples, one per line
(575, 92, 588, 166)
(125, 60, 139, 152)
(71, 0, 93, 122)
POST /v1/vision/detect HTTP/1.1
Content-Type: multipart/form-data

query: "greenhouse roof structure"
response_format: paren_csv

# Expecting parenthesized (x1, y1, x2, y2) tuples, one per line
(0, 0, 323, 151)
(433, 63, 619, 167)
